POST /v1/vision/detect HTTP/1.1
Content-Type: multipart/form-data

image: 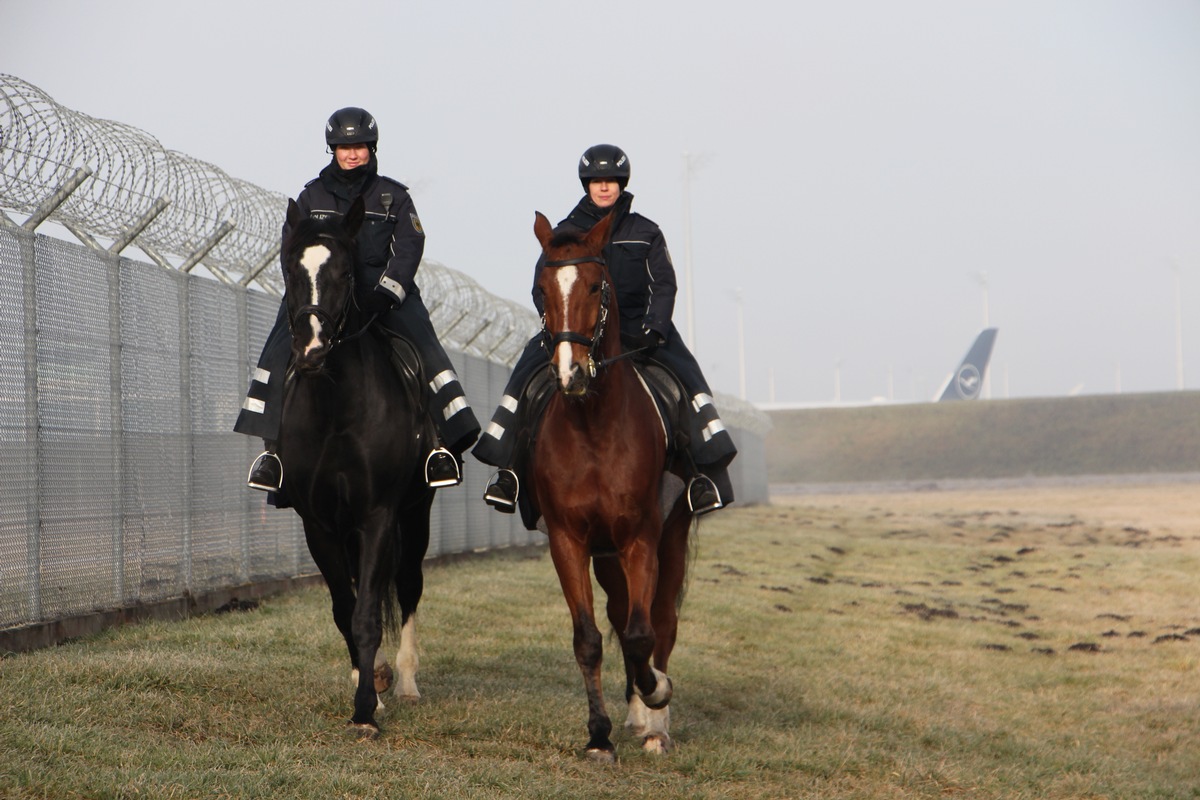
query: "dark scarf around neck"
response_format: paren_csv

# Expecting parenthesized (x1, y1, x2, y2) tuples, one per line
(568, 190, 633, 232)
(319, 151, 379, 200)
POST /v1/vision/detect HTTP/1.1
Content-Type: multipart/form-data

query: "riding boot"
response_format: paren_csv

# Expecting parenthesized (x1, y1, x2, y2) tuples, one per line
(247, 442, 283, 492)
(483, 468, 519, 513)
(687, 474, 722, 515)
(425, 445, 462, 488)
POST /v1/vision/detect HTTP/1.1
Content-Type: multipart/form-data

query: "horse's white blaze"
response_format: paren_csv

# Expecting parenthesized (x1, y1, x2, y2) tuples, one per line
(299, 243, 331, 355)
(554, 266, 578, 386)
(394, 615, 420, 700)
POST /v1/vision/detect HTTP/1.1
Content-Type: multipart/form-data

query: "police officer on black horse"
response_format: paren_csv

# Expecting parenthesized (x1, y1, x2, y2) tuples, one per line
(236, 107, 480, 494)
(472, 143, 736, 515)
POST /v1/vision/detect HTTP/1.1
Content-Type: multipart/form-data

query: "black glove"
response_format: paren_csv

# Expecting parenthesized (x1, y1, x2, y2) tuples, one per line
(621, 329, 663, 355)
(363, 285, 398, 315)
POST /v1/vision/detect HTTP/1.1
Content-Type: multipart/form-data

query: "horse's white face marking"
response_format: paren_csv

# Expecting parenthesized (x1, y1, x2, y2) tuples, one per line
(299, 243, 331, 355)
(554, 266, 578, 386)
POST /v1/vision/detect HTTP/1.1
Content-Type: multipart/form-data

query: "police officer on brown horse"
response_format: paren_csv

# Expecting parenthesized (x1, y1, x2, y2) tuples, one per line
(472, 143, 736, 515)
(236, 107, 480, 494)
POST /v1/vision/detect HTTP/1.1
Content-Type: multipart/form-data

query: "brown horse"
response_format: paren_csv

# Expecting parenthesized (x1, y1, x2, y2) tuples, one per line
(528, 210, 695, 762)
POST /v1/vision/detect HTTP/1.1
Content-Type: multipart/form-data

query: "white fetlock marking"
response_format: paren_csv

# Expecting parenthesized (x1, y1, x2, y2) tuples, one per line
(625, 694, 651, 738)
(637, 667, 671, 708)
(395, 616, 421, 700)
(643, 705, 671, 748)
(627, 693, 672, 752)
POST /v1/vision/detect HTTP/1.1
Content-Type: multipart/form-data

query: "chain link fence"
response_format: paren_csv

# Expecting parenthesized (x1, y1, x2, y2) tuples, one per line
(0, 74, 768, 648)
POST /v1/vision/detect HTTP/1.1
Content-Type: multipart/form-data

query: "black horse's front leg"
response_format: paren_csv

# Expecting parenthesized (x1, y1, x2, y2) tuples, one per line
(347, 516, 394, 738)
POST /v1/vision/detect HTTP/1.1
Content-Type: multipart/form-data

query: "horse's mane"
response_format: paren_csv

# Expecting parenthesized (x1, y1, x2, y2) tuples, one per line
(548, 228, 589, 251)
(288, 213, 346, 247)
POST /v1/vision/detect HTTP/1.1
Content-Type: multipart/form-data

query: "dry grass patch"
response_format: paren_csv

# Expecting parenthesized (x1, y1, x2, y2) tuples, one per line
(2, 480, 1199, 798)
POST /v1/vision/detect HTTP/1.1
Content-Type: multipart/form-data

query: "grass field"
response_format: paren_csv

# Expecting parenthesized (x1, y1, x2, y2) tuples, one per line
(3, 480, 1199, 799)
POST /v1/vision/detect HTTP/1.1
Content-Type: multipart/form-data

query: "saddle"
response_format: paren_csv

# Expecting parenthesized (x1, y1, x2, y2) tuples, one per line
(369, 324, 425, 410)
(513, 354, 691, 533)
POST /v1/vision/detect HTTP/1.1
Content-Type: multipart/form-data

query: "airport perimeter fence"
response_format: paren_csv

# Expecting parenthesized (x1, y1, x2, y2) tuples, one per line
(0, 73, 769, 649)
(0, 225, 549, 643)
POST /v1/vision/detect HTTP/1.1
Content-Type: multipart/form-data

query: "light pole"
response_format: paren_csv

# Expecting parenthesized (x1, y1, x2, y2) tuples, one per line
(977, 270, 990, 398)
(977, 270, 990, 328)
(1173, 260, 1184, 390)
(681, 152, 709, 352)
(735, 287, 746, 400)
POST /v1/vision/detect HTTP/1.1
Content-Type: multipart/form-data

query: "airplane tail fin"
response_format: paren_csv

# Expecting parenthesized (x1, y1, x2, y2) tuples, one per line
(936, 328, 998, 401)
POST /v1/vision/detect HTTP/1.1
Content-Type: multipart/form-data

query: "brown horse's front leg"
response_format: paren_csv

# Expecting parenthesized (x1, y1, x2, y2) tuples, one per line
(549, 534, 614, 761)
(620, 539, 673, 710)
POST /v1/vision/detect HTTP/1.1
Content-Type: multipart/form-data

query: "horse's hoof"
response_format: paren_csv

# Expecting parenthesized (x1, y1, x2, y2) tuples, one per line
(642, 734, 672, 755)
(395, 692, 421, 705)
(346, 722, 380, 740)
(584, 747, 616, 765)
(374, 662, 394, 694)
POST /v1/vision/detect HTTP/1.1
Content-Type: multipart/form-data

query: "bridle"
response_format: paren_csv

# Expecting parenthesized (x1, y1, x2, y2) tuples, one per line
(286, 233, 377, 352)
(541, 254, 647, 377)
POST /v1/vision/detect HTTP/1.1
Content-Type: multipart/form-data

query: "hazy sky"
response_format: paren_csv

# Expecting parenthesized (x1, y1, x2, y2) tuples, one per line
(4, 0, 1198, 405)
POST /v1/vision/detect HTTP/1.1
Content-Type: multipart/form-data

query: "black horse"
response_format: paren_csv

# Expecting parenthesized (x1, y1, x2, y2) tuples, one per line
(276, 195, 435, 738)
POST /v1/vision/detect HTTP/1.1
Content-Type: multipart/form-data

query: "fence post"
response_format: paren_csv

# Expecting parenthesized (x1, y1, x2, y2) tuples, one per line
(19, 229, 42, 622)
(179, 272, 194, 592)
(108, 253, 125, 604)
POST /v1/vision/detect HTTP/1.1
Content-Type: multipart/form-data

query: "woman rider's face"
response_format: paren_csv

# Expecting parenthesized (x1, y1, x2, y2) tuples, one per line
(335, 143, 371, 170)
(588, 179, 621, 208)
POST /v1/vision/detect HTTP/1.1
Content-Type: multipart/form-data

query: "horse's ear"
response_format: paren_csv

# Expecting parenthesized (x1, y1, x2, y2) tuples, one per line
(286, 198, 302, 228)
(583, 212, 614, 254)
(344, 196, 366, 237)
(533, 211, 553, 249)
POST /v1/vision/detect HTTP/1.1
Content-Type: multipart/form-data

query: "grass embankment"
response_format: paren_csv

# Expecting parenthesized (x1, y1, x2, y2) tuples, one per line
(767, 391, 1200, 484)
(3, 484, 1199, 798)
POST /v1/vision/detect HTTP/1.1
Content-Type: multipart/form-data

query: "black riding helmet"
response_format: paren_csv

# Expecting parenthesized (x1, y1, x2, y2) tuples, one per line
(578, 144, 629, 190)
(326, 107, 378, 151)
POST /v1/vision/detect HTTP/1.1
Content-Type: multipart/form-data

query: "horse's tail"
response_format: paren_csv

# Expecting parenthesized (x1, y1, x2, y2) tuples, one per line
(679, 507, 699, 613)
(381, 576, 401, 638)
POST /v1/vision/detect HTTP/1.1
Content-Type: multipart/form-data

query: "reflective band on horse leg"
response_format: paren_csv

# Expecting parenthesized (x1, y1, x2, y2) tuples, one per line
(443, 396, 470, 420)
(499, 394, 519, 413)
(252, 367, 271, 384)
(691, 392, 714, 412)
(485, 420, 506, 440)
(242, 397, 266, 414)
(429, 369, 459, 393)
(701, 418, 727, 442)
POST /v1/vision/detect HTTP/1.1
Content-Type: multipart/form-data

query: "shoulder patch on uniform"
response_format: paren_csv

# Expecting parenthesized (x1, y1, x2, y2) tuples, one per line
(410, 212, 424, 234)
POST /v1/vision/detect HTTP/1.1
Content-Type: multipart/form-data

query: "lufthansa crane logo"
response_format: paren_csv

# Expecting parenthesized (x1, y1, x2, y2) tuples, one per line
(955, 364, 982, 399)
